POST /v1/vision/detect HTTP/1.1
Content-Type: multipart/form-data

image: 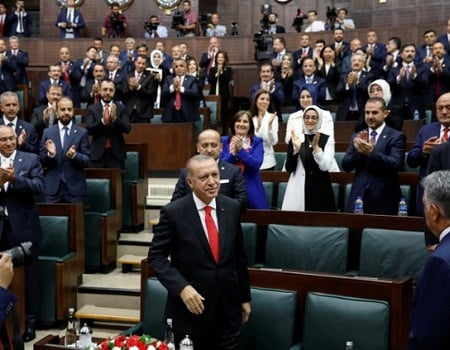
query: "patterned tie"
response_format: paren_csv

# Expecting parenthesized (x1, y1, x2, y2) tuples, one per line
(370, 130, 377, 145)
(405, 65, 410, 80)
(442, 127, 449, 143)
(109, 71, 113, 80)
(104, 104, 111, 148)
(175, 90, 181, 111)
(204, 206, 219, 263)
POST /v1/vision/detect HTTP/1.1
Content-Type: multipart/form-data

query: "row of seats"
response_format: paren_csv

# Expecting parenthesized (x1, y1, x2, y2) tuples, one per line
(136, 278, 390, 350)
(274, 151, 419, 173)
(263, 180, 413, 214)
(241, 224, 429, 281)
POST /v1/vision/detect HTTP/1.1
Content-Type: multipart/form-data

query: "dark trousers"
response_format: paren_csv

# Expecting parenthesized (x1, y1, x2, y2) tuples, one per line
(90, 148, 125, 169)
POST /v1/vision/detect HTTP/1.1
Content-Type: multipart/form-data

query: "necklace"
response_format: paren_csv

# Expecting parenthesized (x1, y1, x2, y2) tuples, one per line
(305, 134, 313, 148)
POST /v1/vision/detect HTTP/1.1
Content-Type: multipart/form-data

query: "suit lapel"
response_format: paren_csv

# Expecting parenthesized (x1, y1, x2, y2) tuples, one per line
(373, 126, 390, 152)
(184, 198, 214, 260)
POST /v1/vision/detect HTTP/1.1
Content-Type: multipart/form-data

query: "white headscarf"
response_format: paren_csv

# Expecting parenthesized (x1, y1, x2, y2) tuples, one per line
(302, 105, 323, 135)
(368, 79, 391, 105)
(150, 49, 163, 68)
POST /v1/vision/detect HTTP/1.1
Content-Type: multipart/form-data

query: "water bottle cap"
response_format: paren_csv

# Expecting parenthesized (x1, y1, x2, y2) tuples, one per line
(346, 340, 353, 345)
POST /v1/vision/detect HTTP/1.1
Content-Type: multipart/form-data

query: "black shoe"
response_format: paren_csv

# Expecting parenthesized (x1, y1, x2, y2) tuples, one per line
(23, 327, 36, 342)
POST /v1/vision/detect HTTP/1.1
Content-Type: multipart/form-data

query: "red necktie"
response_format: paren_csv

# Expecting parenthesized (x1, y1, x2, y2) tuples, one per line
(175, 90, 181, 110)
(443, 127, 449, 143)
(204, 206, 219, 263)
(63, 63, 71, 84)
(104, 104, 111, 147)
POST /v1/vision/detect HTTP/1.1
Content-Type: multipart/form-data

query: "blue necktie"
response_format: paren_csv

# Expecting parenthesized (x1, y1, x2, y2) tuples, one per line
(63, 126, 69, 148)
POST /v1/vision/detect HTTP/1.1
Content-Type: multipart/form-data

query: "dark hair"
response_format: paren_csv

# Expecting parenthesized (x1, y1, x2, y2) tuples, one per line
(423, 29, 436, 37)
(214, 50, 229, 66)
(258, 61, 273, 72)
(320, 44, 336, 60)
(94, 37, 103, 42)
(275, 36, 286, 46)
(230, 110, 255, 136)
(308, 10, 317, 16)
(400, 43, 416, 53)
(366, 96, 387, 110)
(110, 2, 120, 8)
(249, 89, 274, 117)
(338, 8, 348, 15)
(388, 36, 402, 49)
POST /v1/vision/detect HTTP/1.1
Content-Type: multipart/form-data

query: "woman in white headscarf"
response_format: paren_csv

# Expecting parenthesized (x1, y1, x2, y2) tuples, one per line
(149, 49, 169, 108)
(282, 105, 336, 212)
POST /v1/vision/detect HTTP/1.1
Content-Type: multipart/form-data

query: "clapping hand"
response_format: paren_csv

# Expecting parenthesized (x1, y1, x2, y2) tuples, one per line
(291, 130, 301, 155)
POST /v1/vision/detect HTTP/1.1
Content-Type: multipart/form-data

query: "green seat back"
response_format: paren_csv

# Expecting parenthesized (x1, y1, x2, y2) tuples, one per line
(84, 179, 112, 212)
(124, 152, 140, 180)
(359, 228, 429, 280)
(263, 181, 274, 208)
(334, 152, 346, 171)
(242, 287, 298, 350)
(241, 222, 257, 266)
(302, 292, 390, 350)
(403, 152, 419, 172)
(39, 216, 70, 257)
(274, 152, 286, 171)
(400, 185, 411, 214)
(265, 224, 349, 274)
(205, 99, 218, 125)
(142, 278, 168, 340)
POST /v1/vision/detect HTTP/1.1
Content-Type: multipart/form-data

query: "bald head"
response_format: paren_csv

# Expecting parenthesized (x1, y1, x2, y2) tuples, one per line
(197, 129, 222, 160)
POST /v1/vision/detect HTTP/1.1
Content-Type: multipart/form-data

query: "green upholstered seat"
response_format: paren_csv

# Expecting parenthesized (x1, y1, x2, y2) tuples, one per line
(38, 216, 76, 325)
(301, 292, 390, 350)
(263, 181, 274, 208)
(265, 224, 349, 274)
(334, 152, 346, 171)
(359, 228, 429, 280)
(84, 179, 115, 271)
(124, 277, 168, 340)
(403, 152, 419, 172)
(274, 152, 286, 171)
(123, 152, 145, 230)
(242, 287, 299, 350)
(241, 222, 257, 266)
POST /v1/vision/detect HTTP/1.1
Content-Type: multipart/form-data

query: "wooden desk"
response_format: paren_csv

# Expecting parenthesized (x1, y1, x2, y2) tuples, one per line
(34, 335, 105, 350)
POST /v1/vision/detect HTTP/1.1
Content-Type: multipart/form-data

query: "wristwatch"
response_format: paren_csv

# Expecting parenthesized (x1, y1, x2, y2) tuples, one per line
(154, 0, 182, 11)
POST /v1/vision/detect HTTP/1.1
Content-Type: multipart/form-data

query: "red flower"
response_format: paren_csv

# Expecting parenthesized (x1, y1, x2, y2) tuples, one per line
(157, 344, 169, 350)
(126, 335, 141, 348)
(114, 335, 127, 348)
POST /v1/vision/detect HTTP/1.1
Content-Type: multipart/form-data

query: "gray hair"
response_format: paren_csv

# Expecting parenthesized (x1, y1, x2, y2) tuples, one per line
(422, 170, 450, 219)
(0, 91, 18, 104)
(186, 154, 216, 177)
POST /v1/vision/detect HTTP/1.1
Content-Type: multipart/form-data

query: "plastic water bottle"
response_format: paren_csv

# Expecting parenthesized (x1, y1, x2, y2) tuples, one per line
(179, 334, 194, 350)
(164, 318, 175, 350)
(345, 340, 354, 350)
(398, 197, 408, 216)
(354, 196, 364, 214)
(79, 323, 92, 348)
(65, 307, 77, 347)
(413, 109, 420, 120)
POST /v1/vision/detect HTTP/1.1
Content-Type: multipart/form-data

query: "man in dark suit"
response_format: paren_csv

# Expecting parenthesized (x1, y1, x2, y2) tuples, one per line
(86, 80, 131, 169)
(148, 154, 251, 349)
(55, 0, 85, 39)
(408, 170, 450, 350)
(199, 37, 220, 77)
(363, 30, 387, 75)
(249, 62, 284, 121)
(161, 58, 200, 123)
(37, 65, 72, 105)
(330, 28, 350, 63)
(56, 47, 79, 106)
(118, 37, 137, 70)
(267, 13, 285, 34)
(122, 55, 158, 123)
(407, 92, 450, 218)
(419, 41, 450, 106)
(5, 1, 31, 37)
(7, 36, 28, 85)
(437, 18, 450, 52)
(0, 39, 17, 95)
(342, 97, 406, 215)
(293, 34, 313, 72)
(172, 129, 247, 211)
(40, 97, 90, 203)
(292, 57, 326, 107)
(336, 52, 374, 122)
(0, 124, 45, 342)
(31, 84, 63, 143)
(80, 63, 105, 106)
(104, 54, 125, 103)
(0, 91, 38, 154)
(415, 29, 436, 66)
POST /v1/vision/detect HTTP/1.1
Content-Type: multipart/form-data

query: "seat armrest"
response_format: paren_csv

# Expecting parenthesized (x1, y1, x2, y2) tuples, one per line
(121, 322, 143, 336)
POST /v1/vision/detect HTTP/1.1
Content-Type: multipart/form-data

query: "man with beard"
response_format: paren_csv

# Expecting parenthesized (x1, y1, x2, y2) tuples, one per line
(86, 80, 131, 169)
(39, 97, 89, 203)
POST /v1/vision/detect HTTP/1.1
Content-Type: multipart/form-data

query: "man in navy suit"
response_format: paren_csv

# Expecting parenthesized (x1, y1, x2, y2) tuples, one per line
(342, 97, 406, 215)
(408, 170, 450, 350)
(0, 91, 38, 154)
(5, 1, 31, 37)
(293, 34, 314, 72)
(267, 13, 285, 34)
(104, 54, 125, 103)
(0, 124, 44, 342)
(437, 18, 450, 52)
(249, 62, 284, 121)
(37, 65, 72, 105)
(86, 80, 131, 169)
(162, 58, 200, 123)
(415, 29, 436, 66)
(330, 28, 350, 63)
(7, 36, 28, 85)
(0, 39, 17, 95)
(55, 0, 85, 39)
(40, 97, 89, 203)
(336, 53, 374, 122)
(56, 47, 79, 106)
(363, 30, 387, 75)
(148, 154, 251, 349)
(172, 129, 247, 211)
(292, 57, 326, 107)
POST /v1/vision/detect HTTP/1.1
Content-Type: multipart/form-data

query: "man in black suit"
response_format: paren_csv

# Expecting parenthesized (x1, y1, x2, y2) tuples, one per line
(437, 18, 450, 52)
(7, 36, 28, 85)
(267, 13, 285, 34)
(172, 129, 247, 211)
(331, 28, 350, 63)
(85, 80, 131, 169)
(0, 124, 45, 342)
(105, 54, 126, 103)
(342, 97, 406, 215)
(363, 30, 387, 75)
(293, 34, 313, 72)
(37, 65, 71, 105)
(0, 39, 17, 95)
(415, 29, 436, 66)
(80, 63, 105, 106)
(148, 154, 251, 350)
(5, 1, 31, 37)
(161, 58, 200, 123)
(122, 55, 158, 123)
